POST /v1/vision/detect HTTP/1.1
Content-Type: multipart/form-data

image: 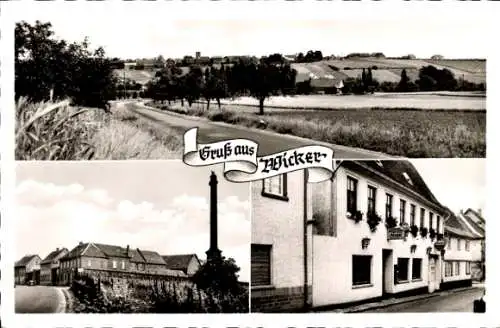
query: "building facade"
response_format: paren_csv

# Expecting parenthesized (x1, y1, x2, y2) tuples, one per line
(14, 255, 41, 285)
(251, 170, 313, 312)
(460, 209, 485, 281)
(251, 161, 449, 312)
(59, 242, 186, 285)
(162, 254, 201, 277)
(40, 248, 69, 286)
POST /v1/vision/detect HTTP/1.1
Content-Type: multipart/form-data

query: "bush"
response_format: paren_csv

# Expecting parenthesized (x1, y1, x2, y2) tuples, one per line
(385, 216, 398, 228)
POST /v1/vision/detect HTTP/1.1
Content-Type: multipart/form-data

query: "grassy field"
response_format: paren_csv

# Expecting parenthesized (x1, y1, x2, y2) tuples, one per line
(15, 98, 182, 160)
(214, 93, 486, 111)
(155, 100, 485, 158)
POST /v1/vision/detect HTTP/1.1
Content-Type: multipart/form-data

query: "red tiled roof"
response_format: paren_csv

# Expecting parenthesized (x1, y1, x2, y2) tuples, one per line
(41, 248, 68, 265)
(15, 255, 40, 268)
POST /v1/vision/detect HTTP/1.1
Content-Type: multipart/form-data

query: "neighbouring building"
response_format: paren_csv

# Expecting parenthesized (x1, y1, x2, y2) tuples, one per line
(162, 254, 202, 277)
(40, 248, 69, 286)
(251, 170, 313, 312)
(251, 160, 449, 312)
(14, 255, 41, 285)
(442, 209, 484, 287)
(58, 242, 186, 285)
(461, 208, 485, 280)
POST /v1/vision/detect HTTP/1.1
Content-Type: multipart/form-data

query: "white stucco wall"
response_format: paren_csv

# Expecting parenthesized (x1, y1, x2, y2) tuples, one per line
(312, 166, 443, 307)
(443, 236, 473, 282)
(252, 171, 310, 289)
(470, 239, 483, 262)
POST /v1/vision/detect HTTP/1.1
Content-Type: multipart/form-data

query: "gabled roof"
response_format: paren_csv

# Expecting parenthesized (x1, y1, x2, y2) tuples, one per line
(462, 208, 485, 235)
(444, 209, 480, 239)
(457, 211, 484, 238)
(342, 161, 445, 213)
(15, 255, 40, 268)
(161, 254, 199, 272)
(137, 250, 167, 265)
(62, 243, 129, 260)
(41, 248, 68, 265)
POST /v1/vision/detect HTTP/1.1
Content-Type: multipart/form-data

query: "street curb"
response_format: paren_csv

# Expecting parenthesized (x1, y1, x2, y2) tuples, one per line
(59, 288, 74, 313)
(133, 102, 404, 160)
(345, 294, 440, 313)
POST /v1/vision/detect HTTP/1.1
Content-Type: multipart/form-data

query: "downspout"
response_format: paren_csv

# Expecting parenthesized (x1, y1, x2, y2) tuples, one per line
(303, 169, 309, 311)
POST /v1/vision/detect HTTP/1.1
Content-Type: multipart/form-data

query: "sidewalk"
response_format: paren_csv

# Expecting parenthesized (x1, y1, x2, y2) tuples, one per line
(319, 285, 484, 313)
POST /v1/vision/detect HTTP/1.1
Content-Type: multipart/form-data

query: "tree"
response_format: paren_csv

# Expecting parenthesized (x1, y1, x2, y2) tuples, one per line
(15, 21, 117, 109)
(397, 69, 410, 92)
(184, 66, 203, 107)
(192, 257, 244, 297)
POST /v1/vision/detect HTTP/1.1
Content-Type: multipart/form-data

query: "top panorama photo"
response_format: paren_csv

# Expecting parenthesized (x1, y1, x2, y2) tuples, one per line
(13, 14, 486, 160)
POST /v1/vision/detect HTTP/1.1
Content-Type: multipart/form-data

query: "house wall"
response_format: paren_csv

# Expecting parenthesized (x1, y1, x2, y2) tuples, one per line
(470, 239, 483, 262)
(311, 166, 443, 307)
(443, 236, 473, 283)
(187, 257, 200, 276)
(251, 171, 312, 312)
(26, 257, 41, 273)
(40, 264, 52, 285)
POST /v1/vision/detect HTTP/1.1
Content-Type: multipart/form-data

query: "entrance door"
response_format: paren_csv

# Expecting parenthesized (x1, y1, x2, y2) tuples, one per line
(382, 249, 393, 296)
(428, 256, 437, 293)
(51, 268, 58, 286)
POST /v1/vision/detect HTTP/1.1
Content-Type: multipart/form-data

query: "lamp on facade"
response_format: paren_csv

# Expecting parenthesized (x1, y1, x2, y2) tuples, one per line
(362, 237, 371, 249)
(410, 245, 417, 253)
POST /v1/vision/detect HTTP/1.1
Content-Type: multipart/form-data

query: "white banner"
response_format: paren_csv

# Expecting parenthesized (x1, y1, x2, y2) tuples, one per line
(183, 128, 335, 183)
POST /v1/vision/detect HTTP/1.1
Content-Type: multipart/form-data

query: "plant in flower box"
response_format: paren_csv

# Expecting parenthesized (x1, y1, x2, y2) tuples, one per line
(420, 226, 428, 238)
(410, 225, 419, 238)
(367, 212, 382, 232)
(385, 216, 398, 228)
(401, 222, 410, 237)
(348, 210, 363, 223)
(429, 228, 436, 240)
(437, 233, 444, 240)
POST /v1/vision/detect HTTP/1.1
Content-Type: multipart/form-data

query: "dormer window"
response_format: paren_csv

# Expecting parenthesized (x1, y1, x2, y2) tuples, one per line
(376, 160, 383, 167)
(402, 172, 413, 185)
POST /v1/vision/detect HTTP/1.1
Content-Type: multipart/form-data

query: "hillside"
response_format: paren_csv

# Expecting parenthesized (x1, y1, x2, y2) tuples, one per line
(292, 58, 486, 84)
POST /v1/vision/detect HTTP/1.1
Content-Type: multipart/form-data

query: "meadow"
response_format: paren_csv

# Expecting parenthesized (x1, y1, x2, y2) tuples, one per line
(158, 100, 486, 158)
(15, 98, 182, 160)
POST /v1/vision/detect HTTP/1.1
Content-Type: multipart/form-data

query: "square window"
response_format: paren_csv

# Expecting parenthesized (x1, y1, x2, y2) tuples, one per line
(352, 255, 372, 286)
(396, 258, 409, 282)
(262, 174, 288, 201)
(412, 258, 422, 280)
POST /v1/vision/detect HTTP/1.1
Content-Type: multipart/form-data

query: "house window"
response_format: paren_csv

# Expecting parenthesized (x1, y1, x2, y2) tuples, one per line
(445, 261, 452, 277)
(385, 193, 393, 219)
(410, 204, 416, 226)
(262, 174, 288, 201)
(400, 199, 406, 224)
(121, 261, 125, 270)
(396, 258, 409, 282)
(457, 238, 461, 250)
(436, 216, 441, 233)
(352, 255, 372, 286)
(367, 186, 377, 216)
(447, 237, 452, 249)
(420, 208, 425, 228)
(429, 212, 434, 230)
(347, 177, 358, 214)
(87, 260, 91, 267)
(465, 240, 470, 251)
(466, 262, 471, 275)
(112, 260, 117, 269)
(251, 244, 272, 286)
(412, 258, 422, 280)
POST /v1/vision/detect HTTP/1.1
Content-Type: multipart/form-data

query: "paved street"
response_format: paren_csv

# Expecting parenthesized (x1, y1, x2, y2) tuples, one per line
(124, 101, 396, 159)
(370, 287, 485, 313)
(15, 286, 66, 313)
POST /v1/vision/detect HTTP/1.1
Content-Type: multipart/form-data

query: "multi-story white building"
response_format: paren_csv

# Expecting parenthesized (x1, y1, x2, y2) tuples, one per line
(251, 160, 448, 312)
(443, 209, 484, 286)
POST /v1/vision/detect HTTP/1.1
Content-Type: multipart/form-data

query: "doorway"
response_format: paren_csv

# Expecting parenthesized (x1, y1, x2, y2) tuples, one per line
(382, 249, 393, 296)
(428, 255, 438, 293)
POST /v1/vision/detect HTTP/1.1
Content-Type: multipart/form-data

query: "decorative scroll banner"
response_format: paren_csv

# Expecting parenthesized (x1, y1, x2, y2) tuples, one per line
(183, 128, 335, 183)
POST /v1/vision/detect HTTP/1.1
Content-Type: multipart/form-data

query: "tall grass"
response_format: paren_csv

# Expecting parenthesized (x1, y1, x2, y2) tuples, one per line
(15, 98, 182, 160)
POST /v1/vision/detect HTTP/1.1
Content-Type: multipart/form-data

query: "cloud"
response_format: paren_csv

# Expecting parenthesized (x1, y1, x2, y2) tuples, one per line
(15, 180, 250, 281)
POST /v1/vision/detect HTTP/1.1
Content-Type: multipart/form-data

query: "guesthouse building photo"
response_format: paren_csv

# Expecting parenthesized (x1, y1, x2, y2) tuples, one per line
(251, 160, 485, 313)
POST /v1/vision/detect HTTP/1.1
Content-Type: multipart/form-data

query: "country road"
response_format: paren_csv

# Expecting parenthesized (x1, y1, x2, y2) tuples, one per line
(123, 101, 397, 159)
(15, 286, 66, 313)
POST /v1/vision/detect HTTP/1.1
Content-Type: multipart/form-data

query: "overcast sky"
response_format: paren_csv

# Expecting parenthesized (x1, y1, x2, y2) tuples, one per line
(410, 159, 485, 215)
(7, 1, 493, 59)
(16, 161, 250, 282)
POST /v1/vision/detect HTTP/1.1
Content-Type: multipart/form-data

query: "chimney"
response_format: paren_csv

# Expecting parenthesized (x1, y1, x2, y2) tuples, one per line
(478, 208, 482, 216)
(206, 171, 221, 262)
(56, 248, 59, 252)
(78, 241, 83, 246)
(126, 245, 130, 256)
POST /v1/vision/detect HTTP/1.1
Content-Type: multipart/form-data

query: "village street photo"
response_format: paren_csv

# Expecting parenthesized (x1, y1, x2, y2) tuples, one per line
(11, 2, 486, 161)
(251, 159, 485, 313)
(14, 161, 250, 313)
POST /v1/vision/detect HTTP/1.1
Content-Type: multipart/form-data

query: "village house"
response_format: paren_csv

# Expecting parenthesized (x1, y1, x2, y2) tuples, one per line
(251, 160, 449, 312)
(162, 254, 201, 277)
(40, 248, 69, 286)
(14, 255, 41, 285)
(461, 208, 485, 281)
(58, 242, 186, 285)
(442, 209, 484, 287)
